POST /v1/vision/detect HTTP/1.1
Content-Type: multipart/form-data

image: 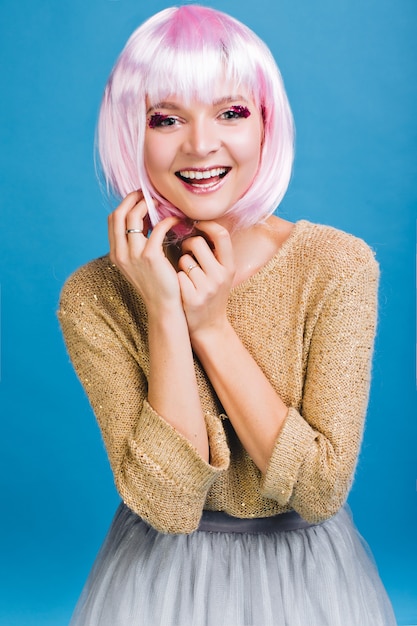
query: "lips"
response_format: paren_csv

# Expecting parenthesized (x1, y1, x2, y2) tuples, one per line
(175, 167, 230, 186)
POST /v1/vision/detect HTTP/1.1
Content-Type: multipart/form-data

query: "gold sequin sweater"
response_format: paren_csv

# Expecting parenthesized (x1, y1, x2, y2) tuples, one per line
(58, 220, 379, 534)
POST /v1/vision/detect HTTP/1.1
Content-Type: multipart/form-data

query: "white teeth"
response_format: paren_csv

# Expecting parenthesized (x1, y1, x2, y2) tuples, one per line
(179, 167, 227, 180)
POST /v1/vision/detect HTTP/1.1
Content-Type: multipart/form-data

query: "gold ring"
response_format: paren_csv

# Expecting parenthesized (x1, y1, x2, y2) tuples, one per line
(186, 264, 198, 276)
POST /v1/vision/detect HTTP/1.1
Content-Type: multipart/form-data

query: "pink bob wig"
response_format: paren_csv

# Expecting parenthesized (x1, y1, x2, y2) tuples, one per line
(97, 5, 294, 232)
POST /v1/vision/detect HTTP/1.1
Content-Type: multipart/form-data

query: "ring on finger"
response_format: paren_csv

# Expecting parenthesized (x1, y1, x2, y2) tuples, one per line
(126, 228, 143, 234)
(186, 263, 199, 276)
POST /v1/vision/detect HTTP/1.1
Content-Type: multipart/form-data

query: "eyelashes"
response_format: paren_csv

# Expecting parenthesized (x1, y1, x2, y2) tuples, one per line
(147, 105, 252, 128)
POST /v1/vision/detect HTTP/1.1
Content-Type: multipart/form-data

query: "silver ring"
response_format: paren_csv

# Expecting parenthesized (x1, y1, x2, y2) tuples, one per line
(186, 264, 198, 276)
(125, 228, 143, 234)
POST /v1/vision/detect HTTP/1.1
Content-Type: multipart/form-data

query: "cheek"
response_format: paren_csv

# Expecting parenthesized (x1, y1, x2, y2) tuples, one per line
(144, 137, 167, 182)
(144, 137, 157, 168)
(234, 126, 262, 168)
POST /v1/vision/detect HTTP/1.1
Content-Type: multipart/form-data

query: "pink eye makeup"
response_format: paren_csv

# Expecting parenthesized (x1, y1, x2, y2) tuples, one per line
(220, 105, 252, 121)
(229, 105, 251, 118)
(148, 113, 175, 129)
(148, 105, 251, 128)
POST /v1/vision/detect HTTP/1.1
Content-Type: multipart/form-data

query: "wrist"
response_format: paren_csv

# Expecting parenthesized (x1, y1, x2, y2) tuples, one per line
(190, 318, 233, 354)
(147, 301, 185, 325)
(148, 308, 189, 334)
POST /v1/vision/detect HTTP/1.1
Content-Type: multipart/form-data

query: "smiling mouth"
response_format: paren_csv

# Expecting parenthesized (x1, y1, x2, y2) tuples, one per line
(175, 167, 231, 186)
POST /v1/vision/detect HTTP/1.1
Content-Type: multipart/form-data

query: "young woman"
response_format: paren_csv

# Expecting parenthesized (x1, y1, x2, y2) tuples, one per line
(59, 5, 396, 625)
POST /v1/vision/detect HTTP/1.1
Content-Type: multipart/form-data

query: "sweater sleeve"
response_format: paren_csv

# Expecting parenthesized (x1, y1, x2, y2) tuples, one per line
(58, 267, 229, 534)
(261, 252, 379, 522)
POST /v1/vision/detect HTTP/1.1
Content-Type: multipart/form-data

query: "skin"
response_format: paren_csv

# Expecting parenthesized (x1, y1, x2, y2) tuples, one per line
(143, 92, 263, 224)
(108, 86, 294, 472)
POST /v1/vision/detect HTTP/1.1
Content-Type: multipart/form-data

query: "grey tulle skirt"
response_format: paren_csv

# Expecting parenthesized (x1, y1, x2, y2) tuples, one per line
(69, 503, 396, 626)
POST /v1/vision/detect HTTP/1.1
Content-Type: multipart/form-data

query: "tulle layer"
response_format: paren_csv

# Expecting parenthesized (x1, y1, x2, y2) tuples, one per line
(70, 503, 396, 626)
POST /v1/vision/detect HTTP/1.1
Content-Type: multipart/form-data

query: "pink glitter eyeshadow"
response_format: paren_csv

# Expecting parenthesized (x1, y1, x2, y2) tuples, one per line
(148, 113, 170, 129)
(230, 105, 251, 118)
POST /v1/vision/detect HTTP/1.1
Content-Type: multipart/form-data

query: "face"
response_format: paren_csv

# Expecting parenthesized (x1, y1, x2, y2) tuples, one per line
(143, 80, 263, 227)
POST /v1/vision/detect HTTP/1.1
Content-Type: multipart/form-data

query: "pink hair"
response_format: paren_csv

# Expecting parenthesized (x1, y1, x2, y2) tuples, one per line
(97, 5, 294, 232)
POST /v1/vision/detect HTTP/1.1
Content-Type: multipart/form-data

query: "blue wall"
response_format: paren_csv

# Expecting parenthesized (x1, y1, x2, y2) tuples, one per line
(0, 1, 415, 624)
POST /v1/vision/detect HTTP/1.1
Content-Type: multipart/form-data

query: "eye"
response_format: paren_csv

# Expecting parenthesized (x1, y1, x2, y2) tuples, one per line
(148, 113, 179, 129)
(220, 105, 251, 121)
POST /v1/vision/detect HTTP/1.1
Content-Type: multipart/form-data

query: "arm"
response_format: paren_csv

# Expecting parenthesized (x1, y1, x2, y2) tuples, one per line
(108, 192, 208, 459)
(261, 257, 379, 521)
(58, 270, 229, 533)
(178, 221, 379, 522)
(59, 191, 232, 533)
(191, 321, 289, 473)
(178, 220, 288, 472)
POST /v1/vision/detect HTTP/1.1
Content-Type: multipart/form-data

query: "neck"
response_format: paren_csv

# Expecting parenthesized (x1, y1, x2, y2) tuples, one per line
(165, 215, 294, 286)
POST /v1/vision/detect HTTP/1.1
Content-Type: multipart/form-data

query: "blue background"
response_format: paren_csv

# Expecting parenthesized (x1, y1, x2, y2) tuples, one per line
(0, 0, 416, 624)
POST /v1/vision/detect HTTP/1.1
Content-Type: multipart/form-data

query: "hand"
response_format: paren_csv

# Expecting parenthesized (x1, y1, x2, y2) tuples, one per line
(108, 191, 182, 315)
(177, 221, 236, 340)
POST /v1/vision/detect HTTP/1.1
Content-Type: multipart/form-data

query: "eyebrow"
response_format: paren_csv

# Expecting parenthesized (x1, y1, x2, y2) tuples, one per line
(146, 95, 248, 115)
(213, 95, 249, 106)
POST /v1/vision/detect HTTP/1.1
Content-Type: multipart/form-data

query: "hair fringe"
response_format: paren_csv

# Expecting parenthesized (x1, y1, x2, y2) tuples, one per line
(96, 5, 294, 234)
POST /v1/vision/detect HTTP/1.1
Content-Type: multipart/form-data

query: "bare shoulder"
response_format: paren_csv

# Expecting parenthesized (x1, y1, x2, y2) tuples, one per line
(232, 216, 295, 285)
(265, 215, 296, 250)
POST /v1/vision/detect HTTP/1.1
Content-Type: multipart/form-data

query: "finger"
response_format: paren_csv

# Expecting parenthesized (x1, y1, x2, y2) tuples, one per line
(178, 253, 203, 281)
(113, 190, 143, 224)
(178, 268, 198, 303)
(124, 202, 148, 256)
(181, 234, 220, 275)
(108, 211, 115, 256)
(109, 191, 143, 255)
(126, 199, 147, 232)
(192, 221, 234, 269)
(146, 216, 181, 252)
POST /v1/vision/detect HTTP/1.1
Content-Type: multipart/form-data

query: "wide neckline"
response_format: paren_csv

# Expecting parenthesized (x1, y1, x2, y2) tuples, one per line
(230, 219, 310, 296)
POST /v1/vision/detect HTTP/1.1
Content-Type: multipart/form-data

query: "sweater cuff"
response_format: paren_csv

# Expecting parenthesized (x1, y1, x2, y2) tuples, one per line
(131, 400, 229, 494)
(261, 407, 317, 505)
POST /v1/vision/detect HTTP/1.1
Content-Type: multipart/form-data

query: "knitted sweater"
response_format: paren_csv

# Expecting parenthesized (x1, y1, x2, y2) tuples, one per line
(58, 220, 379, 534)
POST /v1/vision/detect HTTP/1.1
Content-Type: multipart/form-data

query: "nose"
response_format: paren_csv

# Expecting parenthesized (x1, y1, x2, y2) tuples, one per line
(183, 119, 221, 157)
